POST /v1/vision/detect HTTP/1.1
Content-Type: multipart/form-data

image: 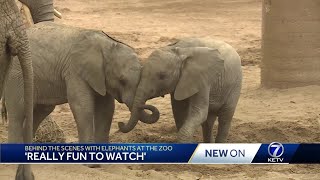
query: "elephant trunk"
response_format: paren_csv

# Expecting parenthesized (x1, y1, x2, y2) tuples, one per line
(140, 106, 160, 124)
(19, 0, 54, 23)
(11, 14, 34, 143)
(118, 86, 160, 133)
(118, 95, 143, 133)
(17, 38, 34, 143)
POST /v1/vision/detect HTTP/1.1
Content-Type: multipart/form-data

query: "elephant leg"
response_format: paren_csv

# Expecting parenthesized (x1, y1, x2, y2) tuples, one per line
(7, 101, 34, 180)
(5, 71, 25, 143)
(94, 94, 114, 143)
(177, 89, 210, 143)
(201, 111, 217, 143)
(7, 104, 24, 143)
(8, 103, 56, 141)
(33, 105, 55, 136)
(215, 85, 240, 143)
(0, 55, 10, 101)
(215, 108, 235, 143)
(66, 78, 95, 143)
(67, 78, 98, 168)
(170, 93, 189, 131)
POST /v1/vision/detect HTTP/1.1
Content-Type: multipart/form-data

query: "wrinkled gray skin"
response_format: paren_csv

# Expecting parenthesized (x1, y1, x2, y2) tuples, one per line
(19, 0, 55, 23)
(119, 38, 242, 143)
(0, 0, 34, 179)
(4, 22, 159, 148)
(1, 0, 54, 122)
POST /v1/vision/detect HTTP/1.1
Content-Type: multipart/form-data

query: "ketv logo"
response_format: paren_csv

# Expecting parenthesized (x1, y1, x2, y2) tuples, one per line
(267, 142, 284, 163)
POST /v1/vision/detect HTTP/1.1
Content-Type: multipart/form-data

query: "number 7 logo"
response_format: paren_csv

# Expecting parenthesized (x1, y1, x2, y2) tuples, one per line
(268, 142, 284, 158)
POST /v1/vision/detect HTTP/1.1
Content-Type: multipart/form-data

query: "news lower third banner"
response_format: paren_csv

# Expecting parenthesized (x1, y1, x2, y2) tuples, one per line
(0, 143, 319, 164)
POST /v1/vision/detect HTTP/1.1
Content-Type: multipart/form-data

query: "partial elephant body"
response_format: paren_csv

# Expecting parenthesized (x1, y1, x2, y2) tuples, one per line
(8, 23, 86, 105)
(121, 38, 242, 143)
(1, 0, 34, 179)
(18, 0, 55, 23)
(4, 22, 149, 146)
(167, 38, 242, 143)
(167, 38, 242, 114)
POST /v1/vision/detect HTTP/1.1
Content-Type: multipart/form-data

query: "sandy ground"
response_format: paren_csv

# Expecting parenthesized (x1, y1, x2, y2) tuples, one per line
(1, 0, 320, 179)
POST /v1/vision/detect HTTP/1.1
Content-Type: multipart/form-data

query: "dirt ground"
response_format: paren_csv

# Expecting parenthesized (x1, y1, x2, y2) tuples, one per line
(1, 0, 320, 179)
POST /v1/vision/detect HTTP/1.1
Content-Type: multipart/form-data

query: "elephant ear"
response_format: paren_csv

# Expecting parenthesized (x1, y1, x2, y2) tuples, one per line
(69, 32, 108, 96)
(173, 47, 225, 101)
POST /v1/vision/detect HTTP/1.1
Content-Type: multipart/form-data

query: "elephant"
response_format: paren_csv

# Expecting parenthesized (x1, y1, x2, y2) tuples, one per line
(1, 0, 34, 179)
(118, 38, 242, 143)
(18, 0, 55, 23)
(1, 0, 57, 123)
(3, 22, 159, 147)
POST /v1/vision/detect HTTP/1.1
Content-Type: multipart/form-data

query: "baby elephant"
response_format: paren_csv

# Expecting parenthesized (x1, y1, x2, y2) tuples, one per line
(118, 38, 242, 143)
(3, 22, 160, 145)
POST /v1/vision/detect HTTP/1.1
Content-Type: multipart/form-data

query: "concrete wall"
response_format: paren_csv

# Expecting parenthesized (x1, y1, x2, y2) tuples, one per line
(261, 0, 320, 88)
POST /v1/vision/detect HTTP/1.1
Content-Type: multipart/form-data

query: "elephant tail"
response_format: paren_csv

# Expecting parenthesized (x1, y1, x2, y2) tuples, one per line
(1, 94, 7, 124)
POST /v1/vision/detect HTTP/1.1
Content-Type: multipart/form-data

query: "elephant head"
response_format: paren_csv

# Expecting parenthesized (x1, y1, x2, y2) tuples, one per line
(1, 0, 34, 179)
(118, 46, 224, 132)
(69, 31, 159, 132)
(18, 0, 55, 23)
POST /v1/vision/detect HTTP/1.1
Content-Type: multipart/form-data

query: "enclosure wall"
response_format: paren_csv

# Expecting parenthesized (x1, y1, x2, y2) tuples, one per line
(261, 0, 320, 88)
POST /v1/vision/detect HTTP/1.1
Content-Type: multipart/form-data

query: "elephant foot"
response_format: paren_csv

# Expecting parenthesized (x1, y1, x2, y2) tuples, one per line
(177, 139, 194, 143)
(177, 129, 194, 143)
(177, 135, 194, 143)
(84, 164, 101, 168)
(15, 165, 34, 180)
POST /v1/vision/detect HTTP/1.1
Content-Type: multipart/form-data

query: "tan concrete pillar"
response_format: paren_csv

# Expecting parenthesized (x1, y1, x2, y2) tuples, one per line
(261, 0, 320, 88)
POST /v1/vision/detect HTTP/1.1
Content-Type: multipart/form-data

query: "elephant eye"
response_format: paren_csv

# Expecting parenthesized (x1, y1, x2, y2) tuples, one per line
(119, 77, 127, 86)
(158, 72, 167, 80)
